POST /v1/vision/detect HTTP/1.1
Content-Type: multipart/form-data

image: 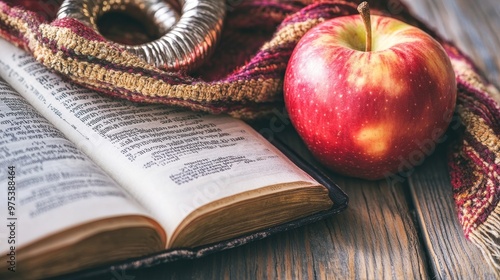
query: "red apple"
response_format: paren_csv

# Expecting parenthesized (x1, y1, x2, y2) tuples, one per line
(283, 3, 456, 180)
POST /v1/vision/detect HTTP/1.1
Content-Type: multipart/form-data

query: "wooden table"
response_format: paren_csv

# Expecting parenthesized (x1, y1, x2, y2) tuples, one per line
(89, 0, 500, 279)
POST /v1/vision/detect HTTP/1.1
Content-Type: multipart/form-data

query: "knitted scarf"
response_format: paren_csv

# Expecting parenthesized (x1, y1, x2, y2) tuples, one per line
(1, 0, 499, 273)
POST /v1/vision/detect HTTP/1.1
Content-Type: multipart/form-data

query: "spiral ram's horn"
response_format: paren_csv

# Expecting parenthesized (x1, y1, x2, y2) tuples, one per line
(57, 0, 226, 71)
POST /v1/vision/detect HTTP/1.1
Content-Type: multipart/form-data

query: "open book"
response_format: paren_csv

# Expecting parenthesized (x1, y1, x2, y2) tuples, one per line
(0, 39, 347, 279)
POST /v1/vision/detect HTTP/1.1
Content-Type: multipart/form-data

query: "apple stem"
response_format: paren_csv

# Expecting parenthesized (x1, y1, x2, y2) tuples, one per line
(357, 1, 372, 52)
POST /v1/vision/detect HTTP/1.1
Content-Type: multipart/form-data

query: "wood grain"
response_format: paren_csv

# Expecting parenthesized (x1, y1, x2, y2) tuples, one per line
(103, 128, 428, 280)
(404, 0, 500, 88)
(80, 0, 500, 279)
(409, 149, 497, 279)
(274, 130, 428, 279)
(404, 0, 500, 278)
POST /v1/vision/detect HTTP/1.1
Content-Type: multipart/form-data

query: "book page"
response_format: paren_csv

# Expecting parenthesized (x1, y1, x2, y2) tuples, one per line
(0, 39, 320, 237)
(0, 78, 159, 250)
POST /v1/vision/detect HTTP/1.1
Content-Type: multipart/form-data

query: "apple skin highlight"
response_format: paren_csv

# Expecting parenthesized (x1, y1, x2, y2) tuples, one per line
(283, 15, 457, 180)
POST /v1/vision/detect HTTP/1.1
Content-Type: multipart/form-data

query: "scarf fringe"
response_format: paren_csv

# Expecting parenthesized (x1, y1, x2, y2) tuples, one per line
(470, 205, 500, 276)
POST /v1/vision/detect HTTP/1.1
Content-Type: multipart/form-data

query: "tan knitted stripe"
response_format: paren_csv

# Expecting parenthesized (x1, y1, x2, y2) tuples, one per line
(261, 18, 324, 50)
(0, 8, 11, 29)
(1, 7, 284, 106)
(38, 23, 283, 103)
(0, 8, 30, 41)
(455, 107, 500, 231)
(457, 142, 498, 232)
(0, 10, 22, 33)
(0, 3, 282, 119)
(38, 24, 159, 72)
(459, 107, 500, 158)
(57, 57, 282, 103)
(47, 53, 282, 103)
(67, 72, 276, 119)
(67, 73, 258, 114)
(30, 28, 282, 104)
